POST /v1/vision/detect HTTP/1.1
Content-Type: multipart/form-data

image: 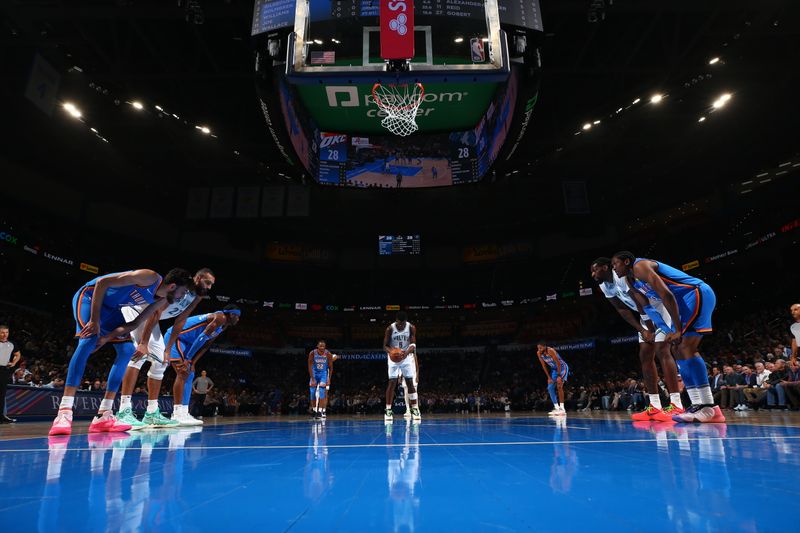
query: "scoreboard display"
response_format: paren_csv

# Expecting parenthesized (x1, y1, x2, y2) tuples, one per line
(379, 235, 421, 256)
(252, 0, 543, 35)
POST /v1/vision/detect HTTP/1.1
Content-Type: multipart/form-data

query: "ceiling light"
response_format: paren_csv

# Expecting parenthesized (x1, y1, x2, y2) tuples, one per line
(200, 126, 211, 134)
(155, 105, 164, 111)
(62, 102, 82, 118)
(593, 120, 600, 125)
(709, 57, 720, 65)
(90, 127, 98, 133)
(131, 101, 143, 110)
(616, 107, 623, 114)
(582, 123, 592, 131)
(454, 37, 464, 43)
(632, 98, 641, 104)
(698, 116, 706, 122)
(650, 93, 663, 104)
(712, 93, 732, 109)
(313, 39, 323, 45)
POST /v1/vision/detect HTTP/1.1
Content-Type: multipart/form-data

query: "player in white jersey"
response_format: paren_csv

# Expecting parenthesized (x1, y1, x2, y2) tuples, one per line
(591, 258, 684, 422)
(383, 312, 421, 422)
(114, 268, 216, 429)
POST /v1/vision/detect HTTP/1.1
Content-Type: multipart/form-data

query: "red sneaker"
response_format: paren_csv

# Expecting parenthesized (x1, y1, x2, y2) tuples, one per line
(49, 410, 73, 436)
(89, 411, 132, 433)
(652, 403, 683, 422)
(631, 405, 662, 422)
(701, 405, 726, 424)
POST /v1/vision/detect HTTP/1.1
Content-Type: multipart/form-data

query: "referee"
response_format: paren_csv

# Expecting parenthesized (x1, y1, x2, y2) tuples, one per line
(0, 324, 22, 423)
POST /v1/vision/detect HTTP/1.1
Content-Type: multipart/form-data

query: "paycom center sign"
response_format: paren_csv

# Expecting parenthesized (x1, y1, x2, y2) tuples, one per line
(296, 82, 498, 133)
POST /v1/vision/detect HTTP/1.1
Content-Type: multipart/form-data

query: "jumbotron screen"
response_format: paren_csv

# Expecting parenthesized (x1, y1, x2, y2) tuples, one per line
(379, 235, 421, 256)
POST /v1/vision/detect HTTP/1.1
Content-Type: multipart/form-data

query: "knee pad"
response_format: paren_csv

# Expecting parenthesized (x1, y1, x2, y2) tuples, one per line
(407, 393, 418, 401)
(147, 360, 168, 381)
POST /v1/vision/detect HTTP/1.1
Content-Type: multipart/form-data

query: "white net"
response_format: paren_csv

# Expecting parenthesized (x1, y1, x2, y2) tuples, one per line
(371, 83, 425, 137)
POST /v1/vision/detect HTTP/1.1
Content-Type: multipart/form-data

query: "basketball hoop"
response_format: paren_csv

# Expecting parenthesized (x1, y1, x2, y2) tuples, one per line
(371, 82, 425, 137)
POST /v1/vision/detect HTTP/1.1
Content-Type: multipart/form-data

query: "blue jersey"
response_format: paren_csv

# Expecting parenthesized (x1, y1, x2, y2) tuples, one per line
(311, 350, 331, 374)
(541, 350, 566, 372)
(634, 258, 706, 298)
(82, 271, 162, 309)
(176, 313, 224, 345)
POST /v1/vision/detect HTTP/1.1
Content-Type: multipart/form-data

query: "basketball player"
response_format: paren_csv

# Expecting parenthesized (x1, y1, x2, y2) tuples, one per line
(790, 303, 800, 364)
(308, 340, 334, 419)
(384, 312, 421, 422)
(536, 342, 569, 417)
(612, 252, 725, 423)
(49, 268, 193, 436)
(168, 305, 241, 426)
(401, 356, 419, 419)
(591, 258, 684, 421)
(115, 268, 216, 430)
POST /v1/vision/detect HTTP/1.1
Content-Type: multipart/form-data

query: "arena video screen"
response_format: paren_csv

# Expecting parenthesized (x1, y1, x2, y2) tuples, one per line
(379, 235, 421, 256)
(251, 0, 542, 35)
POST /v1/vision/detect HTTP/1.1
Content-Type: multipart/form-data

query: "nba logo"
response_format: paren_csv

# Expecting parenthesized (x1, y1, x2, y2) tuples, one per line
(470, 38, 485, 63)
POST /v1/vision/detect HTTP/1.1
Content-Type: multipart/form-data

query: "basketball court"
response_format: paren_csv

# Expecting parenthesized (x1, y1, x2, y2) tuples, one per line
(2, 414, 798, 530)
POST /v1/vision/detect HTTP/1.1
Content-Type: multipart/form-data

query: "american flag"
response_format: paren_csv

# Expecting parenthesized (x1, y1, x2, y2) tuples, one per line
(310, 51, 335, 65)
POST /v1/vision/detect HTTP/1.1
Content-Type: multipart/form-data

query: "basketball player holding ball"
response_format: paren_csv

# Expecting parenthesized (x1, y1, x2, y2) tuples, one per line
(384, 312, 421, 422)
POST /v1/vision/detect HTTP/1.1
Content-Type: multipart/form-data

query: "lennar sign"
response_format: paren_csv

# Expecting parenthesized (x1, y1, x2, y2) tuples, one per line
(324, 86, 468, 117)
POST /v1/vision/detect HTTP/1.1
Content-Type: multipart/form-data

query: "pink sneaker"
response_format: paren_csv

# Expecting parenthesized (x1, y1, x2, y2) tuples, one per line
(89, 411, 132, 433)
(49, 410, 73, 436)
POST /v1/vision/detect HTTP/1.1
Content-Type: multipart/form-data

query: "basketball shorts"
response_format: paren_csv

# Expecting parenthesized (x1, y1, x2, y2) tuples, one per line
(388, 354, 417, 380)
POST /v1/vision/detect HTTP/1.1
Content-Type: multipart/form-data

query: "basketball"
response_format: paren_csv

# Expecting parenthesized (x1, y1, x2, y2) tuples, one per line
(389, 348, 406, 363)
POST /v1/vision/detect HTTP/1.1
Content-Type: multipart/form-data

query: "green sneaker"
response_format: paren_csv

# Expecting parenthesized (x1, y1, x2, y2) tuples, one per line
(142, 408, 180, 428)
(384, 408, 394, 422)
(116, 407, 147, 431)
(411, 407, 421, 422)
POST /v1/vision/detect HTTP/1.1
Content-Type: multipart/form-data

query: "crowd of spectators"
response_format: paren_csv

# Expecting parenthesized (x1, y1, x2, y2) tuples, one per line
(1, 300, 797, 417)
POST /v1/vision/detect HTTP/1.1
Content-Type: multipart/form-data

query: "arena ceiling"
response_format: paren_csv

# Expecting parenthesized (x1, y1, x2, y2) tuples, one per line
(1, 0, 798, 237)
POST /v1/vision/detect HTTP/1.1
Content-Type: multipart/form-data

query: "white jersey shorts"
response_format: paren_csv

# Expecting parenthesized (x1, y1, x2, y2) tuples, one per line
(120, 306, 170, 380)
(638, 301, 673, 344)
(388, 353, 417, 380)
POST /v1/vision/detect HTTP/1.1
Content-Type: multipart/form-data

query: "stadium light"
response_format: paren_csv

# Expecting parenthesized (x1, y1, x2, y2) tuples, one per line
(582, 123, 592, 131)
(632, 98, 641, 104)
(131, 101, 144, 110)
(62, 102, 82, 118)
(454, 37, 464, 43)
(592, 120, 600, 125)
(709, 57, 720, 65)
(698, 116, 706, 122)
(650, 93, 664, 104)
(712, 93, 732, 109)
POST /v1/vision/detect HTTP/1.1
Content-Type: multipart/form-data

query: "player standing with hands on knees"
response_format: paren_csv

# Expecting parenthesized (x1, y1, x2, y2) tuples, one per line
(308, 340, 334, 420)
(384, 312, 421, 422)
(537, 342, 569, 417)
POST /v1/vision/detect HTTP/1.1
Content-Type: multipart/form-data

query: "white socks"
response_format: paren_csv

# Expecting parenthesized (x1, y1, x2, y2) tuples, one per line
(146, 400, 159, 414)
(119, 395, 132, 411)
(59, 396, 75, 410)
(98, 399, 113, 413)
(670, 392, 683, 409)
(687, 388, 702, 405)
(698, 385, 715, 405)
(649, 394, 662, 410)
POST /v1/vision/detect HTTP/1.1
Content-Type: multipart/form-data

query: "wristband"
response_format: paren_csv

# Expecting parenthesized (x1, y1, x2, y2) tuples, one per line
(408, 343, 416, 351)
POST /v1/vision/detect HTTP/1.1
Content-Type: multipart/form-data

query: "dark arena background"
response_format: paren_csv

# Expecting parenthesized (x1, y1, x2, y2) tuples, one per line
(1, 0, 799, 531)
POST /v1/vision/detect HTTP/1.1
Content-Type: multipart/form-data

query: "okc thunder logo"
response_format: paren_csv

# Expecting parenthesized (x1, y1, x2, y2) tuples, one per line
(389, 13, 408, 35)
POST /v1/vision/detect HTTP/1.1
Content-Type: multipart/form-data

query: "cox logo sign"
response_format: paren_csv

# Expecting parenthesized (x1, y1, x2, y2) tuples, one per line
(0, 231, 18, 245)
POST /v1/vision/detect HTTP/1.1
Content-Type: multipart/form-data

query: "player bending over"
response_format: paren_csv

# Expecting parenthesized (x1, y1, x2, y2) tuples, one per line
(591, 257, 684, 421)
(168, 305, 241, 426)
(612, 251, 724, 423)
(49, 268, 193, 436)
(536, 342, 569, 417)
(115, 268, 216, 430)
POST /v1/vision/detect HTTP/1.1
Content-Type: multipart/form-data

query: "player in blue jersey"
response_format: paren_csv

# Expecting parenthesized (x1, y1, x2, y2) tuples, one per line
(308, 340, 335, 419)
(536, 342, 569, 417)
(114, 268, 216, 430)
(49, 268, 193, 436)
(167, 305, 241, 426)
(612, 252, 725, 423)
(591, 257, 684, 422)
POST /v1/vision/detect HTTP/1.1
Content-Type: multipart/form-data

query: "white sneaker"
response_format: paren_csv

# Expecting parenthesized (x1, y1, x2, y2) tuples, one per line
(553, 408, 567, 417)
(403, 411, 412, 419)
(740, 405, 751, 411)
(173, 410, 203, 427)
(547, 408, 561, 416)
